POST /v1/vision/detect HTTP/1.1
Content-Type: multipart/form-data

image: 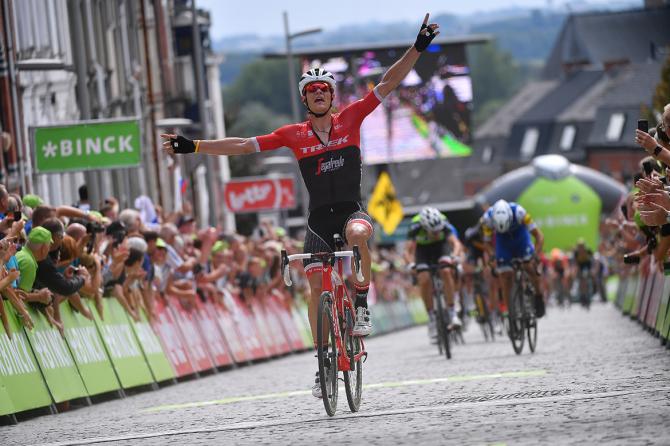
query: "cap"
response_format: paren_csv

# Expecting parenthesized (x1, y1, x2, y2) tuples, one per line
(29, 226, 53, 244)
(156, 238, 168, 249)
(177, 215, 195, 227)
(211, 240, 227, 254)
(23, 194, 43, 209)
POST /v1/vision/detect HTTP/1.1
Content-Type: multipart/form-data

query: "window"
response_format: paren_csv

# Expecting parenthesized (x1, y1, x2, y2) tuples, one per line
(606, 113, 625, 142)
(520, 128, 539, 160)
(482, 146, 493, 163)
(560, 125, 576, 151)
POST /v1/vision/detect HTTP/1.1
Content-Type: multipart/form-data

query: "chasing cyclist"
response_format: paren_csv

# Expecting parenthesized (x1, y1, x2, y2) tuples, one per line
(162, 14, 440, 398)
(572, 238, 595, 304)
(481, 199, 545, 318)
(404, 207, 464, 341)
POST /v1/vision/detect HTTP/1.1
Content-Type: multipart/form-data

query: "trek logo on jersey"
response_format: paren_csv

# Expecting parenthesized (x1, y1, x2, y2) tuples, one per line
(299, 135, 349, 155)
(316, 156, 345, 175)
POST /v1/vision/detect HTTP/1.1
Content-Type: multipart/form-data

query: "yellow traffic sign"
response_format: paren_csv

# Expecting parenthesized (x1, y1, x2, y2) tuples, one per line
(367, 172, 404, 235)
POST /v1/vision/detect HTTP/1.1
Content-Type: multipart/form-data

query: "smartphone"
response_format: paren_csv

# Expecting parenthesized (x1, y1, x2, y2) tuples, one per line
(12, 211, 21, 221)
(638, 119, 649, 133)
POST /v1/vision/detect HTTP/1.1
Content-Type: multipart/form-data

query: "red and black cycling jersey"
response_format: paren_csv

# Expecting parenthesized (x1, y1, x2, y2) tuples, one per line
(252, 88, 383, 212)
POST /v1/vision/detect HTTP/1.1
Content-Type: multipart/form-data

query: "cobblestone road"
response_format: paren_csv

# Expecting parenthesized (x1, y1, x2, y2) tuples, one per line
(3, 302, 670, 445)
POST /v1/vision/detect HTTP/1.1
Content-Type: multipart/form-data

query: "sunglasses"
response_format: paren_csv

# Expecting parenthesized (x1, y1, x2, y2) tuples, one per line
(304, 82, 331, 94)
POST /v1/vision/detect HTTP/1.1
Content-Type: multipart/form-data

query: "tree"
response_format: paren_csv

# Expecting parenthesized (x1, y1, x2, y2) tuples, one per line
(225, 101, 291, 178)
(467, 42, 539, 127)
(223, 58, 300, 118)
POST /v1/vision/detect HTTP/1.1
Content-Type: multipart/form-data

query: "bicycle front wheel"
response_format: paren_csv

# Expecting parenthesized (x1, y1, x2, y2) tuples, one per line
(343, 306, 363, 412)
(508, 283, 525, 355)
(317, 292, 338, 416)
(434, 291, 451, 359)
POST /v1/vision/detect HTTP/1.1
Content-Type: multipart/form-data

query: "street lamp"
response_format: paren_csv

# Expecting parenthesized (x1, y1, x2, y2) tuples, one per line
(283, 12, 322, 122)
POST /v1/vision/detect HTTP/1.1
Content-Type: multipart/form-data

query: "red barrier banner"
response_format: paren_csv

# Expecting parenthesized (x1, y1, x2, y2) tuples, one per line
(259, 297, 292, 355)
(213, 298, 248, 364)
(194, 300, 233, 367)
(151, 297, 195, 377)
(250, 300, 282, 357)
(223, 177, 296, 213)
(166, 296, 215, 372)
(268, 295, 306, 351)
(225, 293, 268, 360)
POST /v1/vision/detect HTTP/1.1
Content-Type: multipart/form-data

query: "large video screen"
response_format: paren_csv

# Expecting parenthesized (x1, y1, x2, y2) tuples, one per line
(301, 43, 473, 165)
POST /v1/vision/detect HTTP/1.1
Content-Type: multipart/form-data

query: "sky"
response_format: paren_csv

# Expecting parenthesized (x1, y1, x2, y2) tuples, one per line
(196, 0, 636, 40)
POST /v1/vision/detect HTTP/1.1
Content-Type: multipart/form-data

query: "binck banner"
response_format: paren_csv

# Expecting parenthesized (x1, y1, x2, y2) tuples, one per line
(31, 119, 141, 173)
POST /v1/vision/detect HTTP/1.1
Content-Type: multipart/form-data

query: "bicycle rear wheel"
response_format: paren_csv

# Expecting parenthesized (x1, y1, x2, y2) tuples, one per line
(524, 288, 538, 353)
(343, 306, 362, 412)
(317, 292, 338, 416)
(508, 283, 525, 355)
(434, 291, 451, 359)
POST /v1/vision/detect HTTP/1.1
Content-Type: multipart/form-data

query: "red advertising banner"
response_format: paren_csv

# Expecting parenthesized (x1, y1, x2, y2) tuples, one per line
(166, 296, 215, 372)
(223, 177, 296, 213)
(227, 293, 268, 360)
(194, 300, 233, 367)
(269, 296, 307, 351)
(213, 300, 249, 364)
(151, 297, 195, 377)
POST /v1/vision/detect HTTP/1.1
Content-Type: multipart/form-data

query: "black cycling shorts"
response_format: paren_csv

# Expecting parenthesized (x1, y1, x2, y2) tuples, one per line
(303, 201, 373, 275)
(415, 242, 452, 272)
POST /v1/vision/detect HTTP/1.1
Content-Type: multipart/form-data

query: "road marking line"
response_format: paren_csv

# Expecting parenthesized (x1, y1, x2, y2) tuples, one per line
(38, 386, 670, 446)
(142, 369, 546, 413)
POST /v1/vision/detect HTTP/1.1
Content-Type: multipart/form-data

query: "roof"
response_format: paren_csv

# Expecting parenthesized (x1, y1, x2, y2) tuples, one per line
(474, 80, 558, 139)
(543, 7, 670, 78)
(263, 34, 492, 58)
(517, 70, 604, 123)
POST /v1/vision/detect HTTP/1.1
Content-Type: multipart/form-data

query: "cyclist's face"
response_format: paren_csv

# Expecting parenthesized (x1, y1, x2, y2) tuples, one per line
(303, 82, 333, 113)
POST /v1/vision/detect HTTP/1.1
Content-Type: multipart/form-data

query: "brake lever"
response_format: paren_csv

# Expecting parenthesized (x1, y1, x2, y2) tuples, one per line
(281, 250, 292, 286)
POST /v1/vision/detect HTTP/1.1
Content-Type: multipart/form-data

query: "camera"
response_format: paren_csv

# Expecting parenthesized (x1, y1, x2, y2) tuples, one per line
(85, 221, 105, 234)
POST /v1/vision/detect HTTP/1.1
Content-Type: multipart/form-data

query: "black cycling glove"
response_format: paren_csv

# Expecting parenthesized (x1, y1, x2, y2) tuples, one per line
(170, 135, 196, 154)
(414, 24, 437, 52)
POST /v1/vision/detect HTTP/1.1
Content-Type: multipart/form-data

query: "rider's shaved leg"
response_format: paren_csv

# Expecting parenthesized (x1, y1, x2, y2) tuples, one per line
(307, 273, 327, 345)
(346, 222, 372, 308)
(417, 271, 433, 312)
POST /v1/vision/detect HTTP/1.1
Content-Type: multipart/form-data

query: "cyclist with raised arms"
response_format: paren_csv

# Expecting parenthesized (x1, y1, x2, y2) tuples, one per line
(481, 199, 545, 318)
(162, 14, 439, 398)
(404, 207, 464, 341)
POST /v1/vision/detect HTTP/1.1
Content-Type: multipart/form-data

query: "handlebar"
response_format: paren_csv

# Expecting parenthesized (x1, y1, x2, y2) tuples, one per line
(280, 247, 364, 287)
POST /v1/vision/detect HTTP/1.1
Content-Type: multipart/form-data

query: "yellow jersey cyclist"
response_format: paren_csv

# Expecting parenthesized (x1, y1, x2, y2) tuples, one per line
(404, 207, 464, 341)
(481, 199, 546, 318)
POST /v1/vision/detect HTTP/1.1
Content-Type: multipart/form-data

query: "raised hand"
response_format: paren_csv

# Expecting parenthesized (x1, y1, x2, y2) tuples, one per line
(413, 13, 440, 52)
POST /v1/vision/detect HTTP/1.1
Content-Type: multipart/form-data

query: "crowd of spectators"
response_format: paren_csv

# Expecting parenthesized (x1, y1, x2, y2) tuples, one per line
(603, 104, 670, 275)
(0, 183, 418, 338)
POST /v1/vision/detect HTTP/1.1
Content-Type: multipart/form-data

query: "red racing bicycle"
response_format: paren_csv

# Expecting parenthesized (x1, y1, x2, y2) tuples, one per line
(281, 235, 367, 416)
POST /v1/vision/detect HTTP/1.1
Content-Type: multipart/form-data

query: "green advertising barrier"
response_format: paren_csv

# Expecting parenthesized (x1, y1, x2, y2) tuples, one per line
(24, 306, 88, 403)
(130, 311, 175, 383)
(606, 276, 619, 303)
(0, 302, 52, 415)
(408, 297, 429, 324)
(0, 372, 14, 416)
(91, 299, 153, 389)
(59, 302, 120, 396)
(32, 118, 141, 173)
(664, 298, 670, 344)
(623, 275, 640, 315)
(291, 304, 313, 348)
(518, 176, 601, 252)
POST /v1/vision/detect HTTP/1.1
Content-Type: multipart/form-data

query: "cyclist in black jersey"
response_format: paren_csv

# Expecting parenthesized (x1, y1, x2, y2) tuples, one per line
(404, 207, 464, 339)
(162, 14, 440, 399)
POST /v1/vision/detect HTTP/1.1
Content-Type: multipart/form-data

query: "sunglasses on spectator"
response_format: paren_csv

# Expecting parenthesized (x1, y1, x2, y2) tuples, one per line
(304, 82, 331, 93)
